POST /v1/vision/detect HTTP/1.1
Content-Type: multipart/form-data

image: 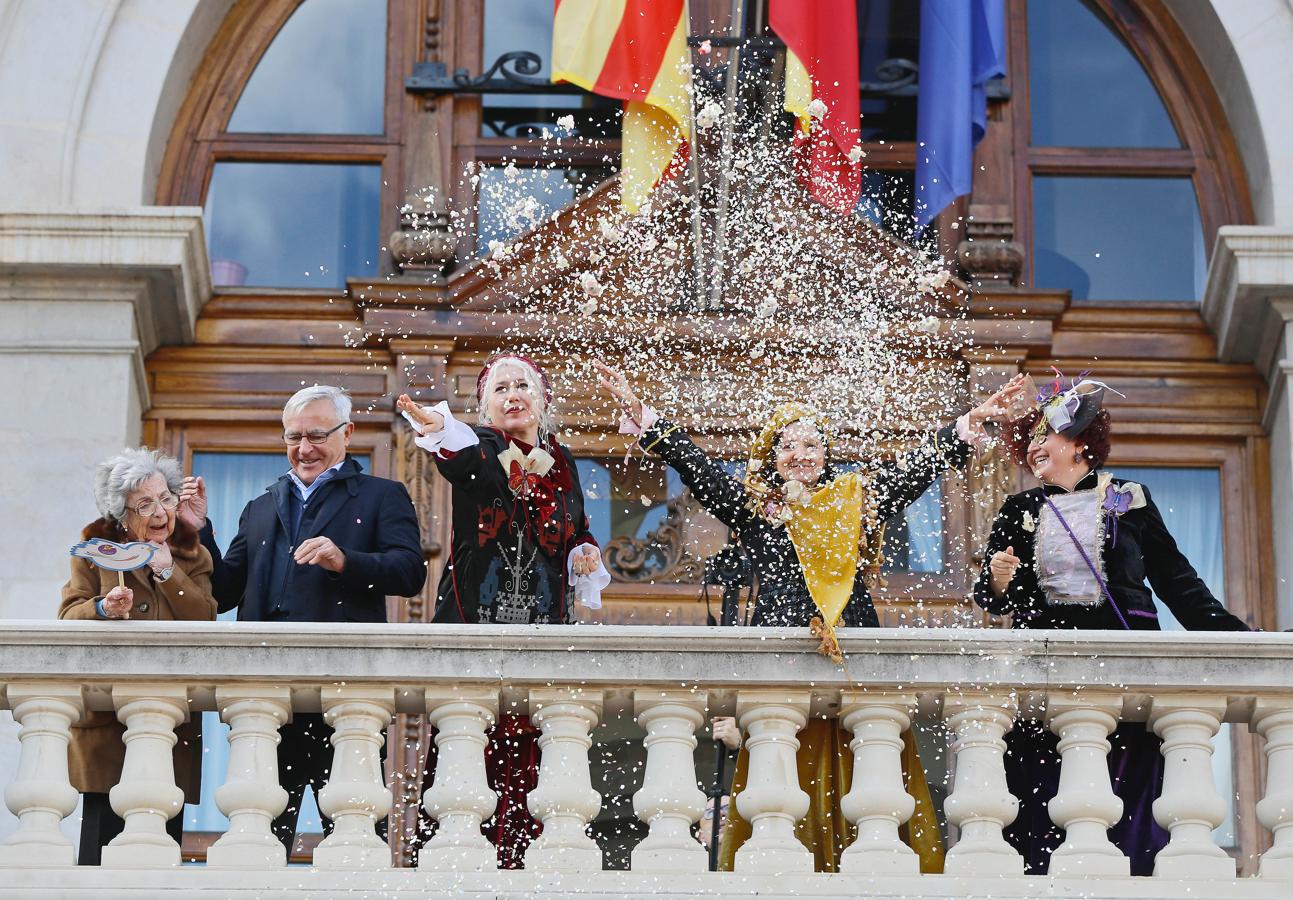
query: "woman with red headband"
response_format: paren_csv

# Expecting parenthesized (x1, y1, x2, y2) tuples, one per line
(397, 352, 607, 869)
(974, 373, 1249, 876)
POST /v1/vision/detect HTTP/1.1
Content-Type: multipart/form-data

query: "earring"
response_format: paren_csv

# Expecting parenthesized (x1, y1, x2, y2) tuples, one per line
(1073, 451, 1084, 463)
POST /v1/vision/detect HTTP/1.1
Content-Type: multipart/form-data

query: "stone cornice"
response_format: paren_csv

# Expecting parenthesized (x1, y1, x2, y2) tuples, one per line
(1202, 226, 1293, 374)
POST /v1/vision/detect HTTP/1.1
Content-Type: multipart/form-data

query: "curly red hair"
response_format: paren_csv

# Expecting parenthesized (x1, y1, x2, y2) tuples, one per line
(1005, 408, 1112, 468)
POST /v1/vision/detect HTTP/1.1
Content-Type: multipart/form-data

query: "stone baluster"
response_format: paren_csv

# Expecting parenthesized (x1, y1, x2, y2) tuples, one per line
(524, 687, 604, 872)
(207, 686, 292, 868)
(1254, 698, 1293, 878)
(1045, 692, 1128, 876)
(732, 690, 813, 874)
(631, 689, 708, 871)
(942, 693, 1024, 875)
(1149, 696, 1235, 878)
(0, 683, 84, 866)
(837, 692, 919, 874)
(102, 684, 189, 867)
(418, 686, 499, 871)
(314, 686, 395, 869)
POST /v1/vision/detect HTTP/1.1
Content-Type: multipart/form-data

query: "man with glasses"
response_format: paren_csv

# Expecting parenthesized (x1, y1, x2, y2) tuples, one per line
(188, 384, 425, 855)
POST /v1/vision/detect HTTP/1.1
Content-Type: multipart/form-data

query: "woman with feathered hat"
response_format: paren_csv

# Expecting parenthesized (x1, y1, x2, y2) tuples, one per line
(973, 371, 1250, 875)
(597, 361, 1024, 873)
(397, 352, 609, 868)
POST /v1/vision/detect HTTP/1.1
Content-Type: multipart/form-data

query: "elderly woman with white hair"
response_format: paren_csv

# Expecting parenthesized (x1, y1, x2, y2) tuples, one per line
(397, 352, 607, 869)
(59, 447, 216, 865)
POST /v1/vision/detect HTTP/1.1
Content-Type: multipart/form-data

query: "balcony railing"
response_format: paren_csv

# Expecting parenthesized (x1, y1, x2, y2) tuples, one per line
(1, 622, 1292, 897)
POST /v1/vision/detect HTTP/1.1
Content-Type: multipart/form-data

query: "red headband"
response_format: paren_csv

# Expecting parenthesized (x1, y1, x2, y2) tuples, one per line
(475, 353, 553, 403)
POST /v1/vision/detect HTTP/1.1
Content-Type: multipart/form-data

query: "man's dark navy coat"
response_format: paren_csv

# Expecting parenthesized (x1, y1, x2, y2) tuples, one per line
(200, 456, 425, 622)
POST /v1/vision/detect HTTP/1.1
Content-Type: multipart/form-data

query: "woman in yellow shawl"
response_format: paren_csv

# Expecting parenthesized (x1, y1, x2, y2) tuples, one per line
(597, 362, 1023, 872)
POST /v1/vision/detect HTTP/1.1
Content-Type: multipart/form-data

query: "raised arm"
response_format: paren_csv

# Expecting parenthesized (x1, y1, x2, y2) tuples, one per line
(597, 361, 752, 530)
(1138, 485, 1250, 632)
(397, 394, 496, 489)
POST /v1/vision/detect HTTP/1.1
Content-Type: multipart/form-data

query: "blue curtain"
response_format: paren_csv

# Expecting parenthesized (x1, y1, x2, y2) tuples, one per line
(1116, 465, 1233, 847)
(183, 451, 366, 837)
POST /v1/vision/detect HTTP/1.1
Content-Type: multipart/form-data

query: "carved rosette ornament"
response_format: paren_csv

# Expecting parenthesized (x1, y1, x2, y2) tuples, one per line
(390, 187, 456, 275)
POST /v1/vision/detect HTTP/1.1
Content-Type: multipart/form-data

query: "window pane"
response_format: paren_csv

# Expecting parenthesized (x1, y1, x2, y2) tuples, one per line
(227, 0, 386, 135)
(1115, 465, 1233, 847)
(857, 0, 919, 143)
(1027, 0, 1178, 148)
(481, 0, 621, 140)
(185, 450, 369, 836)
(882, 477, 943, 574)
(1032, 176, 1205, 301)
(475, 164, 611, 252)
(206, 162, 382, 289)
(576, 458, 678, 548)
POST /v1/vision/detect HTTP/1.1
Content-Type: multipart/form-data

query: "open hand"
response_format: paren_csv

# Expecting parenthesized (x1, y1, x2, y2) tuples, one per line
(397, 394, 445, 434)
(102, 585, 134, 619)
(970, 374, 1028, 429)
(594, 362, 644, 424)
(294, 536, 347, 573)
(989, 545, 1021, 597)
(178, 476, 207, 530)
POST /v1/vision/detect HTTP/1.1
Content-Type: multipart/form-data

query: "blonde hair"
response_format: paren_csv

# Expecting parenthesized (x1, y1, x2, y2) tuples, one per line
(477, 359, 556, 440)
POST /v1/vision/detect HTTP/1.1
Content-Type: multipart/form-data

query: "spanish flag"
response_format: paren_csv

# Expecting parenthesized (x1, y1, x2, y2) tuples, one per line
(769, 0, 862, 214)
(552, 0, 691, 213)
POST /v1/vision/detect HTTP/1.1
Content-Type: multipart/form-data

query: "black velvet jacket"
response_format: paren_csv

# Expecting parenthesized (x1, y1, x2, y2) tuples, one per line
(642, 419, 970, 628)
(973, 469, 1249, 631)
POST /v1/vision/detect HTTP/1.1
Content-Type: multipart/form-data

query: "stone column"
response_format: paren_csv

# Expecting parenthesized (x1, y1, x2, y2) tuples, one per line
(207, 686, 292, 868)
(1045, 693, 1128, 876)
(631, 689, 707, 872)
(102, 684, 189, 868)
(418, 686, 499, 872)
(732, 689, 812, 874)
(1254, 699, 1293, 878)
(837, 692, 919, 874)
(314, 686, 395, 869)
(942, 693, 1023, 876)
(0, 684, 84, 866)
(1149, 696, 1235, 878)
(524, 688, 604, 872)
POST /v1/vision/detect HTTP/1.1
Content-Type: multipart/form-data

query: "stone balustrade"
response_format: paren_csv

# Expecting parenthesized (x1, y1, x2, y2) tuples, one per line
(1, 622, 1292, 898)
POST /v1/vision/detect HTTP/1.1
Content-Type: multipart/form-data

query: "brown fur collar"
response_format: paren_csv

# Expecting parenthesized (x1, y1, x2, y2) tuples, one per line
(81, 516, 202, 558)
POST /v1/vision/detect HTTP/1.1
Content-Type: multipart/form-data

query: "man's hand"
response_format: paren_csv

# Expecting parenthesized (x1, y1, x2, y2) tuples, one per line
(397, 394, 445, 435)
(712, 716, 741, 751)
(294, 536, 347, 573)
(989, 545, 1022, 598)
(178, 476, 207, 530)
(102, 585, 134, 619)
(571, 544, 601, 576)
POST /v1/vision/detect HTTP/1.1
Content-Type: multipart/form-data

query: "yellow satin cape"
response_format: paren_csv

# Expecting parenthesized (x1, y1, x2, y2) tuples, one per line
(717, 718, 945, 873)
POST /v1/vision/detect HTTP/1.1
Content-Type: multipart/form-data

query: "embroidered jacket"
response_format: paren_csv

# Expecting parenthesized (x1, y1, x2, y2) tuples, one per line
(973, 469, 1249, 631)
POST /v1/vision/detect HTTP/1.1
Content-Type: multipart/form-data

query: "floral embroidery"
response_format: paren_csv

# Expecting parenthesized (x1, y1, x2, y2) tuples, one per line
(1021, 510, 1035, 533)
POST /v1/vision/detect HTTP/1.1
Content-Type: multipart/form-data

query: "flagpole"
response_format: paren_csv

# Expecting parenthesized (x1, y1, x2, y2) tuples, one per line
(706, 0, 746, 310)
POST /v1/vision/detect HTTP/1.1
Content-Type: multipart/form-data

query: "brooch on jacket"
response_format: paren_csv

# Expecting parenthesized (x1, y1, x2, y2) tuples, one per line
(498, 442, 555, 499)
(1099, 472, 1145, 546)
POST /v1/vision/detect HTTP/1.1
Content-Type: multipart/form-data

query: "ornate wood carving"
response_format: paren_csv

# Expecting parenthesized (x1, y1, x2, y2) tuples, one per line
(603, 491, 709, 584)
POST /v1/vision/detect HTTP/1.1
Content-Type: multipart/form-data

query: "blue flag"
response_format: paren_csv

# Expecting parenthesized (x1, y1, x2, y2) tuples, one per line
(913, 0, 1007, 234)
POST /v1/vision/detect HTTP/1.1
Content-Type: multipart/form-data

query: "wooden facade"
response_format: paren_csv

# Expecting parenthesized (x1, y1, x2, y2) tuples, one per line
(144, 0, 1271, 869)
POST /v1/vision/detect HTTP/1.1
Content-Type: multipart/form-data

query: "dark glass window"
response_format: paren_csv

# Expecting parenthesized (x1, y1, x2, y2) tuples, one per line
(481, 0, 621, 140)
(205, 162, 382, 289)
(1027, 0, 1178, 148)
(855, 169, 919, 241)
(856, 0, 920, 143)
(475, 164, 611, 252)
(227, 0, 386, 135)
(577, 459, 681, 548)
(1032, 176, 1205, 301)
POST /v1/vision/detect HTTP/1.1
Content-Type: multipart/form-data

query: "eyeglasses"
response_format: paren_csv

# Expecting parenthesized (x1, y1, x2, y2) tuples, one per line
(283, 422, 349, 445)
(130, 493, 179, 518)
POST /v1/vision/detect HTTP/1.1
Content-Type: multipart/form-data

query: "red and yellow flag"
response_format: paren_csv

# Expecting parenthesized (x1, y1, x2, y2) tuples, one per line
(552, 0, 691, 213)
(769, 0, 862, 214)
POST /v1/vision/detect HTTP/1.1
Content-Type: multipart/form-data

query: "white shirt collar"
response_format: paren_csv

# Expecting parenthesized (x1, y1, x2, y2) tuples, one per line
(286, 460, 346, 503)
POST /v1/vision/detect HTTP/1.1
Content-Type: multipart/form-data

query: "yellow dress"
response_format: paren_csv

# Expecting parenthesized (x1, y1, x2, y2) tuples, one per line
(717, 718, 945, 874)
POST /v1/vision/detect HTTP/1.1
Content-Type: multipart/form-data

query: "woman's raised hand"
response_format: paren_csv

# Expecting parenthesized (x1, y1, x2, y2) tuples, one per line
(177, 475, 207, 530)
(970, 373, 1029, 428)
(396, 394, 445, 434)
(594, 361, 644, 424)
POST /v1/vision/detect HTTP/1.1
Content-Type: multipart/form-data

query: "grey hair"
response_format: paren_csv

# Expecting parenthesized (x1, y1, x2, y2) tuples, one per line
(94, 447, 184, 525)
(283, 384, 352, 424)
(477, 358, 557, 440)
